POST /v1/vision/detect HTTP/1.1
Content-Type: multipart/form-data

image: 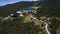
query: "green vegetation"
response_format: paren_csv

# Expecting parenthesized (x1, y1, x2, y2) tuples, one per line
(0, 0, 60, 34)
(24, 16, 31, 23)
(0, 17, 41, 34)
(36, 0, 60, 34)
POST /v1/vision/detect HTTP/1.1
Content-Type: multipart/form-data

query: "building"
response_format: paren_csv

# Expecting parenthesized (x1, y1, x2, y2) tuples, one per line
(10, 11, 23, 17)
(22, 8, 36, 13)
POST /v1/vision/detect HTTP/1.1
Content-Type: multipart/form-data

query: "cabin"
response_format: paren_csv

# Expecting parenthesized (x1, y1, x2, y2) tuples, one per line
(22, 8, 36, 13)
(10, 11, 23, 17)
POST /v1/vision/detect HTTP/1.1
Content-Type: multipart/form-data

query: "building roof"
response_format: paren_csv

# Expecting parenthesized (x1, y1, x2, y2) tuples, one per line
(22, 8, 36, 10)
(10, 13, 20, 17)
(16, 11, 21, 13)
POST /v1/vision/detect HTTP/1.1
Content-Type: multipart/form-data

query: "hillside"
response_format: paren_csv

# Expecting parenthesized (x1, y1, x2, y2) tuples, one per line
(0, 0, 60, 34)
(0, 1, 40, 17)
(38, 0, 60, 16)
(36, 0, 60, 34)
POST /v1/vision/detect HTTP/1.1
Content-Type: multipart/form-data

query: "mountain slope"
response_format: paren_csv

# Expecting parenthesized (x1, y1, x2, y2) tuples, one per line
(0, 1, 40, 17)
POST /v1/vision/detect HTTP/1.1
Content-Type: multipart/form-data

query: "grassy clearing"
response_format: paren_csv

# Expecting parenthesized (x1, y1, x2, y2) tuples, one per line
(24, 16, 31, 23)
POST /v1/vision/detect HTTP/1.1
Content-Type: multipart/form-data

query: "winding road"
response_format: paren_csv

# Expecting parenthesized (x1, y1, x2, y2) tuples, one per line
(30, 15, 51, 34)
(40, 20, 51, 34)
(45, 23, 51, 34)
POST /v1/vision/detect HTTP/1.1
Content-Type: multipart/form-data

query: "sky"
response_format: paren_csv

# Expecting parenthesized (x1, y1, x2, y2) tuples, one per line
(0, 0, 38, 6)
